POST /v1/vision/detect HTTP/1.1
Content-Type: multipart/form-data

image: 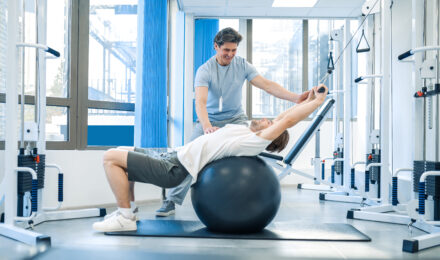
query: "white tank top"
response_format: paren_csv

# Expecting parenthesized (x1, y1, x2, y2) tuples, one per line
(176, 124, 271, 182)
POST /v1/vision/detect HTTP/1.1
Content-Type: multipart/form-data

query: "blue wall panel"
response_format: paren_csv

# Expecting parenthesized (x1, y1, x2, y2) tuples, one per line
(135, 0, 168, 148)
(193, 19, 219, 121)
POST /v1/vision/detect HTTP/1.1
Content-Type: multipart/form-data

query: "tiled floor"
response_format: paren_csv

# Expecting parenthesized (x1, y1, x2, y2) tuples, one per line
(1, 186, 439, 259)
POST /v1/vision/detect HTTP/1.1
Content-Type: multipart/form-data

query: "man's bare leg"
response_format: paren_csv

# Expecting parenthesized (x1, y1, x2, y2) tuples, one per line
(93, 148, 137, 232)
(102, 149, 131, 208)
(116, 146, 136, 202)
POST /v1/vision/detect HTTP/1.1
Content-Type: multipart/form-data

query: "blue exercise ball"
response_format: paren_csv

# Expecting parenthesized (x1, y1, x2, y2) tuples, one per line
(191, 156, 281, 233)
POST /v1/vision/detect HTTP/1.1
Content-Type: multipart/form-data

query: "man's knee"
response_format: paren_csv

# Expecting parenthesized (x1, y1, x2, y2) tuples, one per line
(103, 149, 124, 168)
(116, 146, 134, 151)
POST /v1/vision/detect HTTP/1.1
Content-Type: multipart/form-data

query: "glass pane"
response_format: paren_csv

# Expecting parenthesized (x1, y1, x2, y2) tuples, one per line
(252, 19, 303, 118)
(308, 20, 329, 90)
(46, 0, 69, 98)
(88, 109, 134, 146)
(219, 19, 239, 30)
(23, 104, 35, 122)
(0, 103, 4, 140)
(0, 0, 7, 94)
(20, 3, 37, 96)
(88, 1, 137, 103)
(46, 106, 68, 141)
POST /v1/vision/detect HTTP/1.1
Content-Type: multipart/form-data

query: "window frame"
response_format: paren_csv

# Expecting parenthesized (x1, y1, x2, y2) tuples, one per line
(0, 0, 135, 150)
(76, 0, 135, 150)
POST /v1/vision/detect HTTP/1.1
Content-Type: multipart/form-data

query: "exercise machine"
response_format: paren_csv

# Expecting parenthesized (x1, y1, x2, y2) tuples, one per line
(0, 0, 104, 247)
(261, 98, 336, 184)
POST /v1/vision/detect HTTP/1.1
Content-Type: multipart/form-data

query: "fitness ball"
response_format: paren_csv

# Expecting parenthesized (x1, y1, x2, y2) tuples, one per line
(191, 156, 281, 233)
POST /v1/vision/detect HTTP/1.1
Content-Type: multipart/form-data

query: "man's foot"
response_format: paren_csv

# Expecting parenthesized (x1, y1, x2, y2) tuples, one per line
(155, 200, 175, 217)
(104, 207, 139, 221)
(93, 212, 137, 232)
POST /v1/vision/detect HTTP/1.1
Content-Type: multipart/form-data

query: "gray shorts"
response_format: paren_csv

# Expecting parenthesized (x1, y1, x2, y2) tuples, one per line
(126, 148, 190, 188)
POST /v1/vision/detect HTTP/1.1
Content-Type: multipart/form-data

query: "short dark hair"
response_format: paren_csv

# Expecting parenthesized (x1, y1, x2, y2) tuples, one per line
(214, 27, 242, 47)
(266, 130, 290, 153)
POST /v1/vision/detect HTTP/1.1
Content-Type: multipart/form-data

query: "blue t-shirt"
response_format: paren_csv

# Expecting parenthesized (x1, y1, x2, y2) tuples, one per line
(194, 56, 259, 121)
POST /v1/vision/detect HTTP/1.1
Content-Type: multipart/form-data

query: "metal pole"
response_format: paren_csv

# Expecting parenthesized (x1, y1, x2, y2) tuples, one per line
(366, 14, 374, 156)
(343, 19, 352, 189)
(381, 0, 392, 202)
(20, 0, 25, 149)
(4, 0, 19, 226)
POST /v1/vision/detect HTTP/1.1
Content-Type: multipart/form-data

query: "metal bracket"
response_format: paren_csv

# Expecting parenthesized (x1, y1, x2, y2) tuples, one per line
(362, 0, 381, 15)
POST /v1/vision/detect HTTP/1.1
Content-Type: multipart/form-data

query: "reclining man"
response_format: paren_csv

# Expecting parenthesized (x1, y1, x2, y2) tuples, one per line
(93, 85, 328, 232)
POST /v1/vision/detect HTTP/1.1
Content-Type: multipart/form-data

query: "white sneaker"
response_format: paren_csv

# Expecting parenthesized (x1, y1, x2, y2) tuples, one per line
(104, 208, 139, 221)
(93, 212, 137, 232)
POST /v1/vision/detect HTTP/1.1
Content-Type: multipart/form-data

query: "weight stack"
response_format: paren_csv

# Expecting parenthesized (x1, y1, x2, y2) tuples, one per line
(17, 153, 46, 216)
(367, 149, 381, 184)
(334, 149, 343, 175)
(413, 160, 440, 221)
(412, 160, 440, 196)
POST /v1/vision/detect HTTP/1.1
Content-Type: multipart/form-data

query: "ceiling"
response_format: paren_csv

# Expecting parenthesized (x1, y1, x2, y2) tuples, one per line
(178, 0, 366, 18)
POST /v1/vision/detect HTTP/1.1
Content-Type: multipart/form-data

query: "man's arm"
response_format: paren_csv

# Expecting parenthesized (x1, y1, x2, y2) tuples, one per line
(250, 75, 309, 104)
(257, 86, 328, 141)
(194, 87, 219, 134)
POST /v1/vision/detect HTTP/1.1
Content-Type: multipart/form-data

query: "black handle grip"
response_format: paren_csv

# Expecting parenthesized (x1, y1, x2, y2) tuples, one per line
(46, 47, 60, 57)
(398, 50, 413, 60)
(354, 77, 363, 83)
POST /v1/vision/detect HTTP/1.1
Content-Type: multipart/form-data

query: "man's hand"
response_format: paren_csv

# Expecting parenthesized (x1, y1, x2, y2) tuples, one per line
(306, 87, 316, 102)
(203, 126, 220, 134)
(295, 90, 311, 103)
(303, 84, 327, 104)
(315, 84, 328, 102)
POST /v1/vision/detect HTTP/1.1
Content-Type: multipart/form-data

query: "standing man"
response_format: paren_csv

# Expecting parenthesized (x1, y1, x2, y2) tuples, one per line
(156, 27, 310, 217)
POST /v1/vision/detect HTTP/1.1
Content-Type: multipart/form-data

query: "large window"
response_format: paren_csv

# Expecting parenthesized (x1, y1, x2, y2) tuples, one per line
(86, 0, 137, 147)
(45, 0, 70, 142)
(0, 0, 136, 149)
(195, 18, 359, 120)
(0, 0, 71, 146)
(252, 19, 303, 118)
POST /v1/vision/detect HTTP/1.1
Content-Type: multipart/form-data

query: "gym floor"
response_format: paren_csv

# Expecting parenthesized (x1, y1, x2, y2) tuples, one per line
(1, 186, 439, 260)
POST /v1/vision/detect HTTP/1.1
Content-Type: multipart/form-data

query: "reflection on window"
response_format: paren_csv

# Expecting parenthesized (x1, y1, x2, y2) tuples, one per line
(46, 106, 68, 141)
(219, 19, 239, 30)
(308, 20, 329, 90)
(88, 109, 134, 146)
(0, 0, 6, 94)
(21, 6, 37, 96)
(88, 0, 137, 103)
(0, 103, 4, 140)
(46, 0, 69, 98)
(0, 0, 5, 140)
(252, 19, 303, 118)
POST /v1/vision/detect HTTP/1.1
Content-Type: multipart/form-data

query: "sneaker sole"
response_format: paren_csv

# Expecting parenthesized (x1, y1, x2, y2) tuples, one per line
(104, 215, 139, 221)
(155, 210, 175, 217)
(93, 225, 137, 232)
